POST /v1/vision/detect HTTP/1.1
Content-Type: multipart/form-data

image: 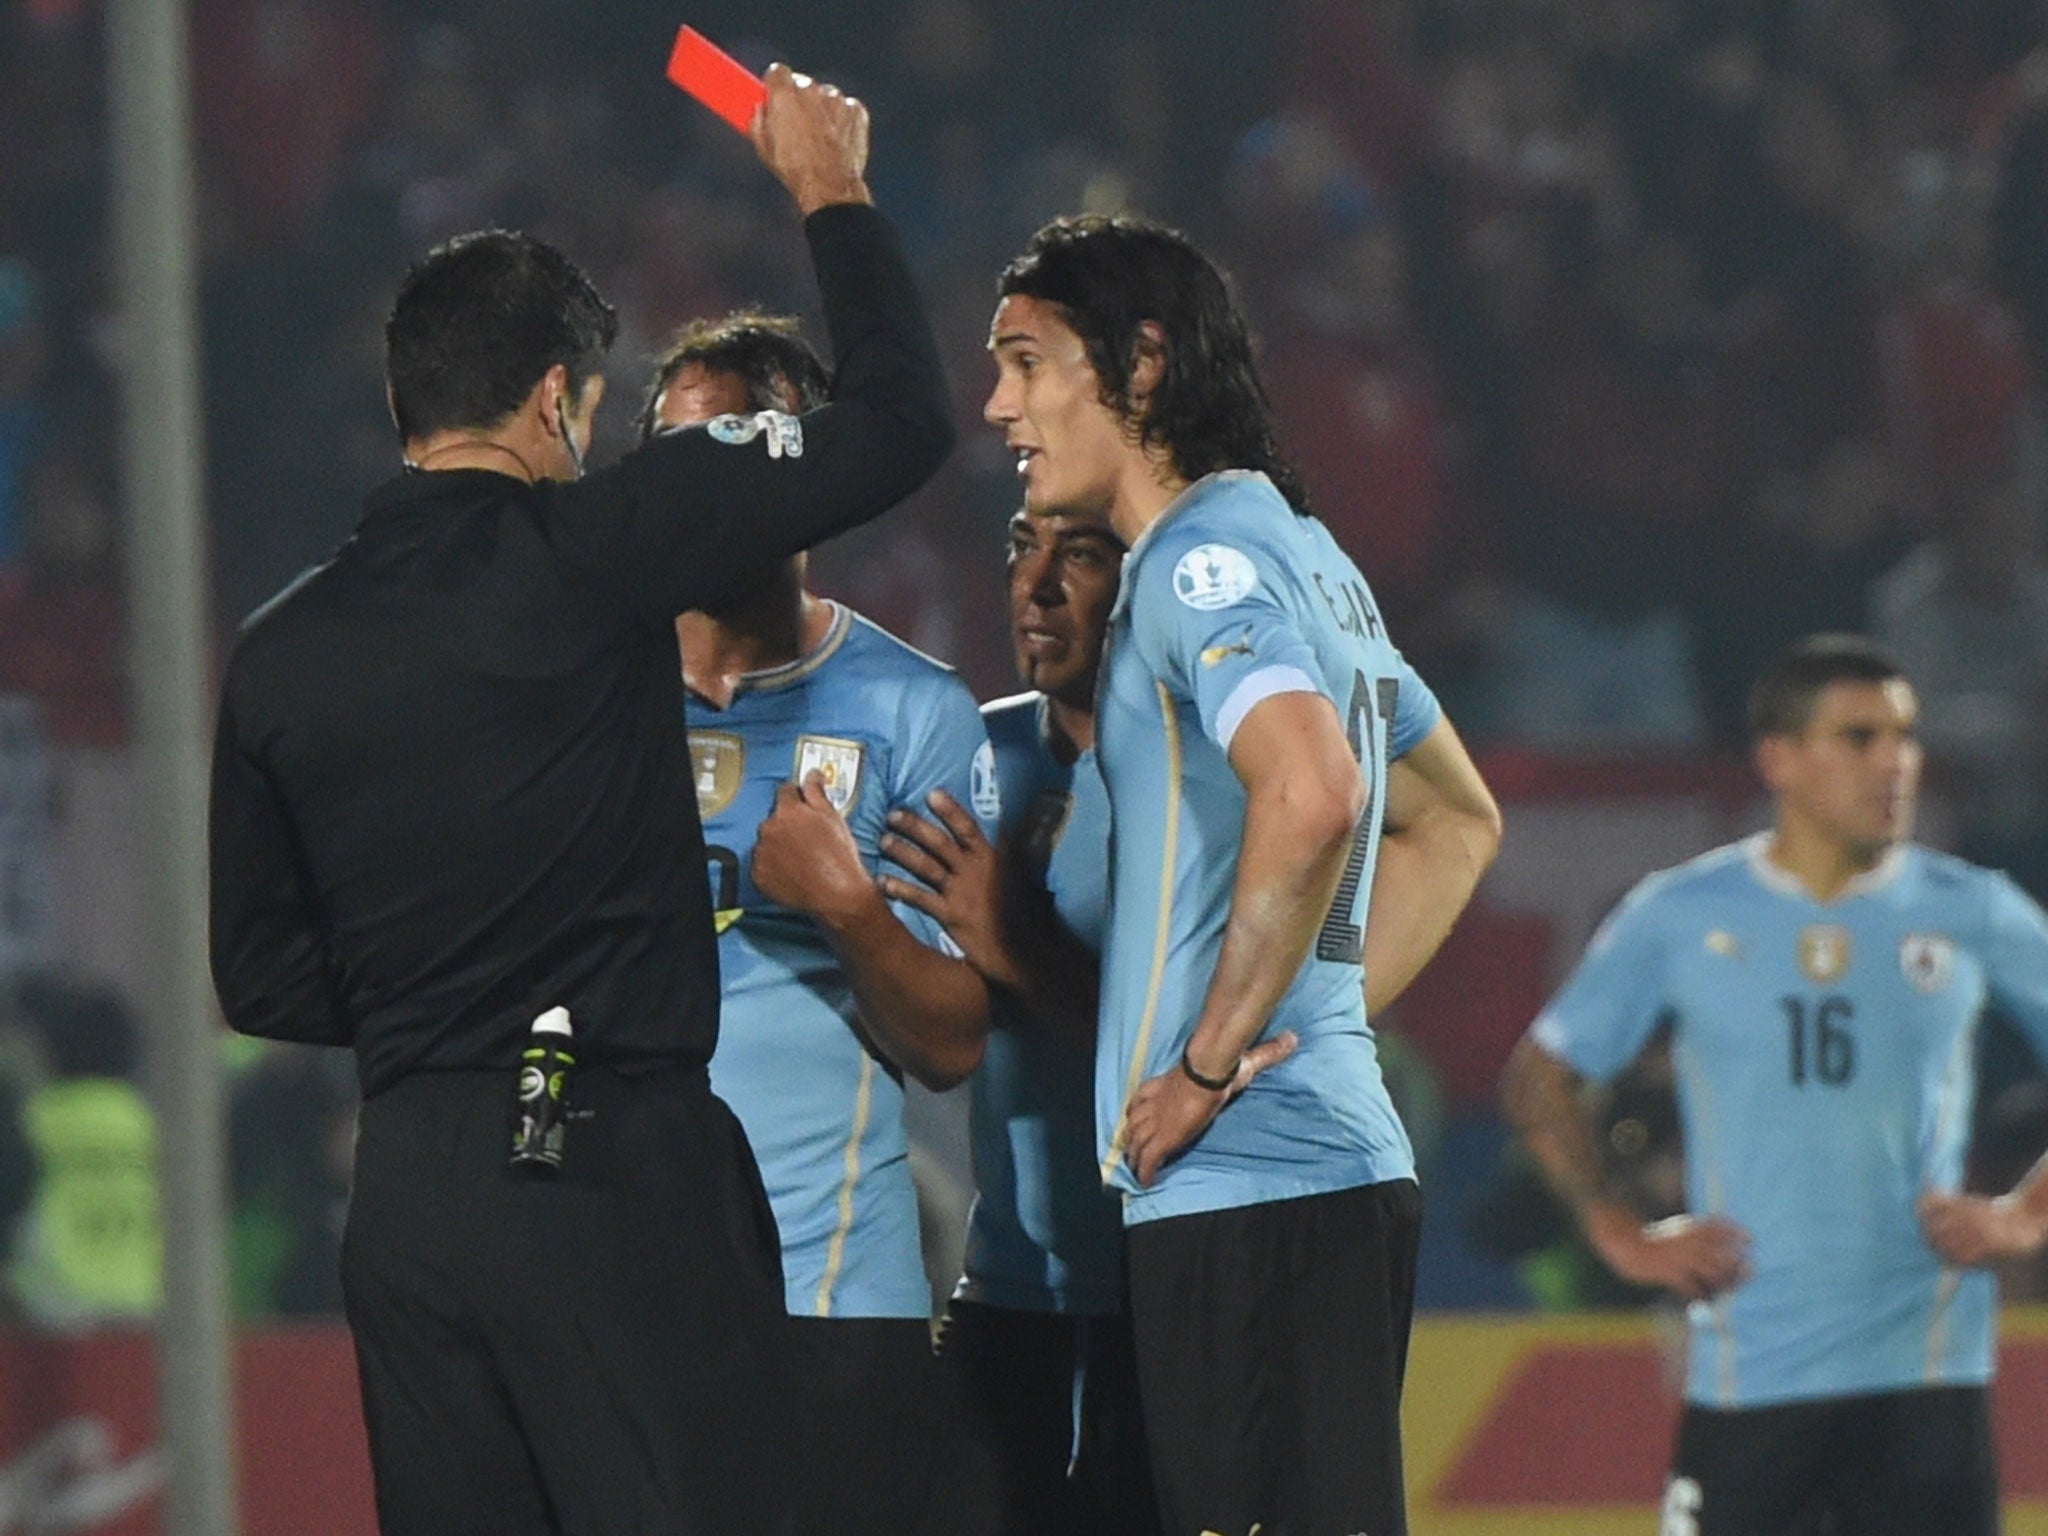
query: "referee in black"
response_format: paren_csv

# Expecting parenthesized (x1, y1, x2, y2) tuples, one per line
(208, 69, 951, 1536)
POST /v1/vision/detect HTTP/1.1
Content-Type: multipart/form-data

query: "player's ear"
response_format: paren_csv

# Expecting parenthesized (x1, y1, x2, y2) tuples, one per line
(1753, 733, 1792, 793)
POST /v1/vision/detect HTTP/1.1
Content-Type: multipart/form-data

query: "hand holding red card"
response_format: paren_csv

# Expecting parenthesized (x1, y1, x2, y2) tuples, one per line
(667, 32, 872, 215)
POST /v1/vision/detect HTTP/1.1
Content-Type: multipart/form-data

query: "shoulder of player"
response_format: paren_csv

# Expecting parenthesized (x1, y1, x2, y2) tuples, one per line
(1126, 481, 1300, 612)
(1620, 841, 1756, 918)
(827, 609, 985, 771)
(1901, 842, 1989, 892)
(1899, 844, 2037, 938)
(837, 606, 963, 683)
(830, 608, 978, 719)
(1133, 473, 1290, 561)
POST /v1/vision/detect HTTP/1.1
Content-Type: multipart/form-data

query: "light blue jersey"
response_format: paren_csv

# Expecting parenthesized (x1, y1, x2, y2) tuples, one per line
(956, 693, 1124, 1314)
(1095, 471, 1441, 1223)
(693, 601, 996, 1318)
(1532, 836, 2048, 1408)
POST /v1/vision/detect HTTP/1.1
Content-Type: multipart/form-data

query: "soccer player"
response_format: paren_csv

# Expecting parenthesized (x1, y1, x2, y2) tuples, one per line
(1502, 634, 2048, 1536)
(641, 312, 994, 1535)
(881, 506, 1161, 1534)
(981, 215, 1503, 1536)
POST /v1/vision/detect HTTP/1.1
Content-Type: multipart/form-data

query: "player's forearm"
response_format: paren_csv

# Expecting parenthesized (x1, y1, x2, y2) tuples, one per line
(817, 890, 992, 1089)
(1499, 1037, 1621, 1226)
(2002, 1148, 2048, 1251)
(1182, 775, 1357, 1080)
(1363, 804, 1499, 1016)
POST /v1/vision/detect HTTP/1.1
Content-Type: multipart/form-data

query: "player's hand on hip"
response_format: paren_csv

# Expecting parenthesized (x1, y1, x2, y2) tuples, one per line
(751, 773, 875, 927)
(1918, 1190, 2048, 1267)
(1585, 1203, 1751, 1302)
(1121, 1032, 1298, 1187)
(879, 790, 1022, 988)
(752, 63, 872, 215)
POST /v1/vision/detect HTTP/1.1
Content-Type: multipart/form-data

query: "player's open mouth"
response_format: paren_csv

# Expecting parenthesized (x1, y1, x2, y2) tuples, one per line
(1013, 447, 1038, 477)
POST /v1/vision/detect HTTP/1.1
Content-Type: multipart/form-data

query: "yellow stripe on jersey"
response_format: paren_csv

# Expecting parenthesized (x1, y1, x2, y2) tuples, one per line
(814, 1051, 876, 1317)
(1706, 1293, 1737, 1408)
(1678, 1038, 1740, 1405)
(1103, 680, 1183, 1182)
(1925, 1266, 1960, 1382)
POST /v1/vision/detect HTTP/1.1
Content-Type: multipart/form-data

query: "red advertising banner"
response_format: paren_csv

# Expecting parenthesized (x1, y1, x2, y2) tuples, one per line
(0, 1325, 374, 1535)
(1405, 1308, 2048, 1535)
(4, 1308, 2044, 1534)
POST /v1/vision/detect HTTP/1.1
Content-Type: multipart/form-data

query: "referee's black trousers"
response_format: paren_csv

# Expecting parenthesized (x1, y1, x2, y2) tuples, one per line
(341, 1063, 793, 1536)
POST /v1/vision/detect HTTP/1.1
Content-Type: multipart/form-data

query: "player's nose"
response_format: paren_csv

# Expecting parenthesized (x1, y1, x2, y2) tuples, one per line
(1010, 553, 1053, 606)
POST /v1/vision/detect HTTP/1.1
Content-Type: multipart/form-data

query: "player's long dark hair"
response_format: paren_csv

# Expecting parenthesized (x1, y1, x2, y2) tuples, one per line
(998, 215, 1310, 513)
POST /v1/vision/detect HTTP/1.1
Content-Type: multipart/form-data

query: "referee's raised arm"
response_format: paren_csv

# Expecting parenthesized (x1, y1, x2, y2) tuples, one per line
(549, 63, 956, 617)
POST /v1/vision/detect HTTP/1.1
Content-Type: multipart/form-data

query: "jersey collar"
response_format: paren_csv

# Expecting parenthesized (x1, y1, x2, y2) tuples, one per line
(1034, 692, 1094, 767)
(695, 600, 851, 703)
(1742, 831, 1908, 904)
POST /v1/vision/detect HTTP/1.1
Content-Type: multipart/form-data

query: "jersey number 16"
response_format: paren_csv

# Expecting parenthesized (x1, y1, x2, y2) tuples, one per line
(1781, 994, 1857, 1087)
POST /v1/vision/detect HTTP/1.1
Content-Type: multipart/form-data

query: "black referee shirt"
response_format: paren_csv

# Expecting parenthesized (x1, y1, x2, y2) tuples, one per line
(208, 204, 953, 1097)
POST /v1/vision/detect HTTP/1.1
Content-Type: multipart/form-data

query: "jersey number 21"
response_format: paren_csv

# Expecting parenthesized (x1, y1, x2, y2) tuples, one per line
(1315, 671, 1398, 965)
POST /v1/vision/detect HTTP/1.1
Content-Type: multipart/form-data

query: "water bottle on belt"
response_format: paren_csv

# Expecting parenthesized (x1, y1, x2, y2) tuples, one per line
(510, 1006, 574, 1174)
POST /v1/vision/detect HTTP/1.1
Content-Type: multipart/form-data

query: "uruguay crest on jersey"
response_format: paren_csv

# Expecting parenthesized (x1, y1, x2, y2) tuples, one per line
(1899, 931, 1955, 994)
(794, 734, 864, 816)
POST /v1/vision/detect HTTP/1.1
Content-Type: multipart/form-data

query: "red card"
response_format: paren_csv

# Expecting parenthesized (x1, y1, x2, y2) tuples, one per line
(666, 25, 766, 136)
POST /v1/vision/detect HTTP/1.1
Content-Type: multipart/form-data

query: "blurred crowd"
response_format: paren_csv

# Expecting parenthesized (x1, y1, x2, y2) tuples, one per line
(3, 0, 2048, 1322)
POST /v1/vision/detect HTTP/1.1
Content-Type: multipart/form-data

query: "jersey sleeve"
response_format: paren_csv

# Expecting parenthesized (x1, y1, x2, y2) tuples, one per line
(1387, 650, 1442, 760)
(1129, 528, 1330, 754)
(1982, 871, 2048, 1066)
(887, 674, 998, 953)
(1528, 875, 1674, 1083)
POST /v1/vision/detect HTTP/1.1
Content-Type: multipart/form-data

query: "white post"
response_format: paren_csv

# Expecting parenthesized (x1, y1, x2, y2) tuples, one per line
(105, 0, 239, 1531)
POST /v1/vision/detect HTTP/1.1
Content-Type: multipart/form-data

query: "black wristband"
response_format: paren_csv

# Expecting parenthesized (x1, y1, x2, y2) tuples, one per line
(1180, 1046, 1238, 1093)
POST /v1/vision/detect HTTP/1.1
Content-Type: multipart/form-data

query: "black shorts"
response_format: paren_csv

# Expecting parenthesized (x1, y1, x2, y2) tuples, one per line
(1124, 1178, 1423, 1536)
(782, 1313, 964, 1536)
(937, 1297, 1162, 1536)
(342, 1065, 793, 1536)
(1668, 1385, 1998, 1536)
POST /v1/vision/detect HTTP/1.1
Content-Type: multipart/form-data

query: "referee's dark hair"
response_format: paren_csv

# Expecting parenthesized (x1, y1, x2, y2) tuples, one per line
(1747, 634, 1910, 742)
(385, 229, 618, 442)
(637, 311, 831, 442)
(998, 215, 1310, 514)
